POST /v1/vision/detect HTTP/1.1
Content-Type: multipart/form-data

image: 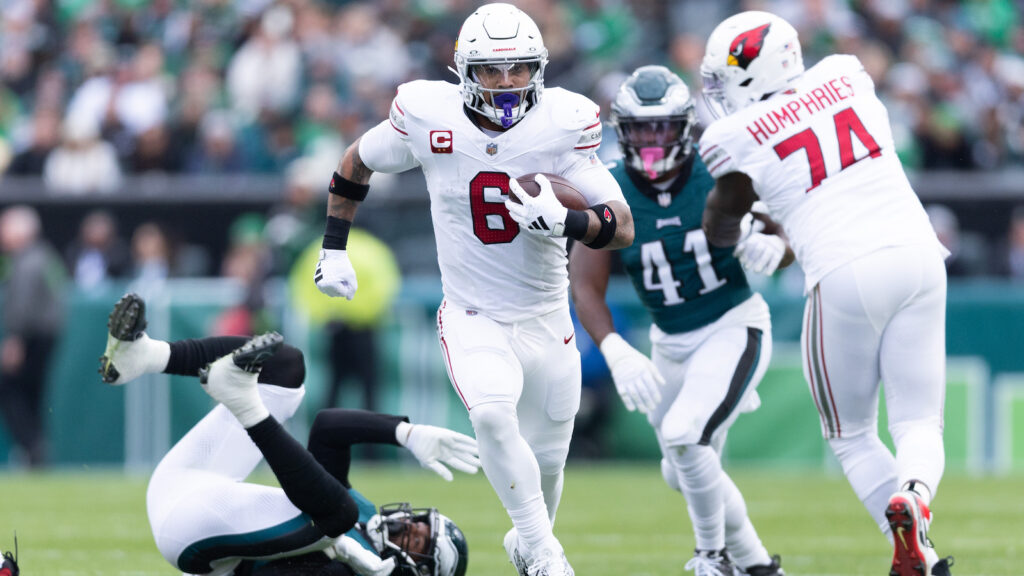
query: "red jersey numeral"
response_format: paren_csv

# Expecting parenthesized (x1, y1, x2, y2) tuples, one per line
(773, 107, 882, 192)
(469, 171, 519, 244)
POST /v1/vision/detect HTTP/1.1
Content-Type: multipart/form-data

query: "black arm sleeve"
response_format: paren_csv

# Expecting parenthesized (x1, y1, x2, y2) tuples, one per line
(306, 409, 409, 488)
(166, 337, 305, 389)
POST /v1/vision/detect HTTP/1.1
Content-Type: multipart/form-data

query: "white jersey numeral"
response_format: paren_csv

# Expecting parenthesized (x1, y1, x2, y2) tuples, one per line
(641, 230, 726, 305)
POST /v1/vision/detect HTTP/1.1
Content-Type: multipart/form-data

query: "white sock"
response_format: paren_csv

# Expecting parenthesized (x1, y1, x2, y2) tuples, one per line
(669, 444, 725, 552)
(829, 433, 898, 539)
(469, 403, 552, 556)
(144, 336, 171, 373)
(722, 473, 771, 569)
(901, 479, 933, 505)
(203, 355, 269, 428)
(891, 421, 944, 506)
(507, 496, 557, 560)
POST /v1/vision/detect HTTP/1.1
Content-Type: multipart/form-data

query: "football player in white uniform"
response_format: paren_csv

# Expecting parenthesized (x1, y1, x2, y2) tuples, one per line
(698, 11, 953, 576)
(100, 294, 476, 576)
(312, 4, 633, 576)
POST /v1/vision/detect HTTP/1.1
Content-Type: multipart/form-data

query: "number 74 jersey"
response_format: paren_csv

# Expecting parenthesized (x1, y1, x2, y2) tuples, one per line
(698, 54, 946, 293)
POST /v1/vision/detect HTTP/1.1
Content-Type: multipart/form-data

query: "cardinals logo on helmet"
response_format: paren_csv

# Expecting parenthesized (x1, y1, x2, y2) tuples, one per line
(727, 23, 771, 70)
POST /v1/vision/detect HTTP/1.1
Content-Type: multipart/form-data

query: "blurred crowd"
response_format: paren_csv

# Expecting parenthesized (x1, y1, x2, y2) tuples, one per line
(0, 0, 1021, 192)
(0, 0, 1022, 296)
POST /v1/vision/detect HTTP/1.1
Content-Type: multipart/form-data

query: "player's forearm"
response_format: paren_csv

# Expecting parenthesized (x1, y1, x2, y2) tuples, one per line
(580, 200, 634, 250)
(327, 139, 374, 222)
(573, 289, 616, 346)
(568, 245, 616, 343)
(704, 172, 757, 247)
(703, 200, 744, 247)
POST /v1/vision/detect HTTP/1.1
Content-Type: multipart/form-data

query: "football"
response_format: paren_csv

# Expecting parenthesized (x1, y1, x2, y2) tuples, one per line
(510, 173, 589, 211)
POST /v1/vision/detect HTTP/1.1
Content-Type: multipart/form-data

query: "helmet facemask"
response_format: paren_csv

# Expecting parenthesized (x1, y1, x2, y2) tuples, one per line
(367, 503, 467, 576)
(700, 11, 804, 119)
(461, 59, 545, 128)
(611, 65, 697, 182)
(452, 3, 548, 129)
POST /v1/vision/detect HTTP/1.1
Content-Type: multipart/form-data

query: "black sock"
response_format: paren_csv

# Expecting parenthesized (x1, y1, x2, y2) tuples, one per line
(166, 337, 248, 376)
(166, 337, 305, 389)
(247, 416, 358, 537)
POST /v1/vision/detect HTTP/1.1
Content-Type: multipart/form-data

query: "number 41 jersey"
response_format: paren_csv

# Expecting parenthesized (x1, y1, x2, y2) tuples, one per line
(613, 159, 752, 334)
(359, 80, 623, 323)
(698, 55, 946, 293)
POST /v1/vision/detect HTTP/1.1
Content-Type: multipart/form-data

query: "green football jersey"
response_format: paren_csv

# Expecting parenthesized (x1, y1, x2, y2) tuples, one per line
(612, 157, 752, 334)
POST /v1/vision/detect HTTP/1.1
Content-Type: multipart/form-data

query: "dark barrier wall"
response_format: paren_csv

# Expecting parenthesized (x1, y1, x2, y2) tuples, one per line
(0, 278, 1020, 469)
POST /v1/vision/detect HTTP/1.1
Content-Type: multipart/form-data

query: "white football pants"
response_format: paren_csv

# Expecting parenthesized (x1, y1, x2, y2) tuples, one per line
(436, 299, 580, 553)
(649, 293, 773, 561)
(146, 384, 322, 575)
(804, 243, 947, 532)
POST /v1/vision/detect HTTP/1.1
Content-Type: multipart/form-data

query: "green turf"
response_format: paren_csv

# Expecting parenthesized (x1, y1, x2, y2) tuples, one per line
(0, 464, 1020, 575)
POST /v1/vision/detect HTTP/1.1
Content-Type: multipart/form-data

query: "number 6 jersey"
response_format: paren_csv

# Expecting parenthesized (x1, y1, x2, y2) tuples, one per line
(359, 80, 624, 322)
(698, 55, 947, 293)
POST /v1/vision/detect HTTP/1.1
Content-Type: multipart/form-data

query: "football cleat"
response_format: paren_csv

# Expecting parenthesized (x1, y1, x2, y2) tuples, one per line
(1, 536, 19, 576)
(526, 544, 573, 576)
(98, 293, 152, 385)
(886, 491, 953, 576)
(230, 332, 285, 374)
(199, 333, 282, 427)
(735, 554, 784, 575)
(503, 528, 529, 576)
(685, 549, 733, 576)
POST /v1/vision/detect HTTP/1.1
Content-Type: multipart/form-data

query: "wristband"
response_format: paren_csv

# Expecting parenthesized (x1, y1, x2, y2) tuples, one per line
(328, 172, 370, 202)
(322, 216, 351, 250)
(584, 204, 617, 249)
(562, 209, 589, 241)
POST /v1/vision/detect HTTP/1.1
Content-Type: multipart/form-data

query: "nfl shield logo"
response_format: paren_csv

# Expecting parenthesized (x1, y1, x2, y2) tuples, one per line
(486, 142, 498, 156)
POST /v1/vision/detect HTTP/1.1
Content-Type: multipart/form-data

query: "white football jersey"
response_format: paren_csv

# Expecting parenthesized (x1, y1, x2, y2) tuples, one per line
(699, 55, 947, 293)
(359, 80, 623, 322)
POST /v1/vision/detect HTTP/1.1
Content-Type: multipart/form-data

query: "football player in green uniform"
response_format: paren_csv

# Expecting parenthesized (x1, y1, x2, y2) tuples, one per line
(570, 66, 792, 576)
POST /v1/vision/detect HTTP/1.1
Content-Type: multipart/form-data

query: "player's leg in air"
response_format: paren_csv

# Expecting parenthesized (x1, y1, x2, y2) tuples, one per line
(438, 301, 578, 576)
(804, 248, 952, 576)
(99, 294, 359, 575)
(652, 303, 782, 576)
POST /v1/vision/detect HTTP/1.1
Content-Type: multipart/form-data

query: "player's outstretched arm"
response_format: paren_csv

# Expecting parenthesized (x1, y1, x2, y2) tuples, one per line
(307, 409, 480, 483)
(315, 139, 373, 300)
(396, 421, 480, 482)
(703, 171, 758, 247)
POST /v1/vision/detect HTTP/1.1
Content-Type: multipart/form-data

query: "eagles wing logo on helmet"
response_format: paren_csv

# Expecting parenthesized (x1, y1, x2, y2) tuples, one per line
(727, 23, 771, 70)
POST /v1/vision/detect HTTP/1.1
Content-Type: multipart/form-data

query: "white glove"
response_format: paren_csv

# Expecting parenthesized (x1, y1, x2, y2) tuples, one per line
(505, 174, 568, 237)
(600, 333, 665, 414)
(314, 249, 357, 300)
(396, 422, 480, 481)
(734, 232, 786, 275)
(329, 535, 397, 576)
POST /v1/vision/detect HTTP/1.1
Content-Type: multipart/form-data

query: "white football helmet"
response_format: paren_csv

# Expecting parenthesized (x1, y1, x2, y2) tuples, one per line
(610, 65, 696, 182)
(452, 3, 548, 129)
(700, 11, 804, 118)
(366, 503, 468, 576)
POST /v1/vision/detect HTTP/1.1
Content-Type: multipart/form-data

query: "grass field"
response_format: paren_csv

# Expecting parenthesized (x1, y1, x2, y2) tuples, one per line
(0, 464, 1021, 575)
